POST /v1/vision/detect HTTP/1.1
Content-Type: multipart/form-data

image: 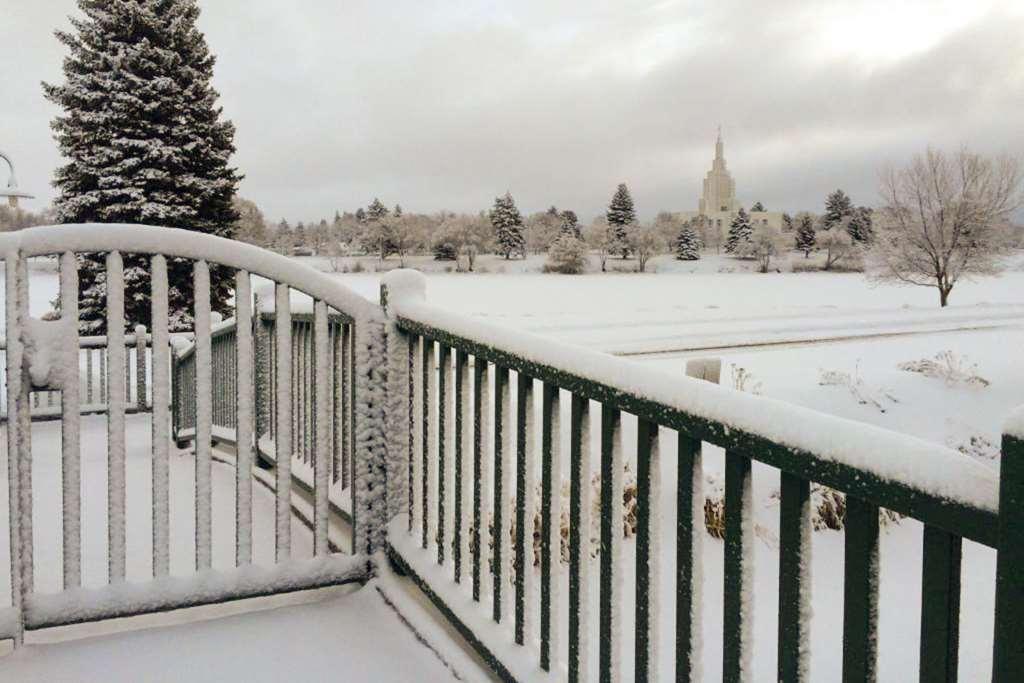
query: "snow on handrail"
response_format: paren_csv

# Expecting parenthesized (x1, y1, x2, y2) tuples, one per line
(386, 278, 999, 520)
(0, 223, 381, 322)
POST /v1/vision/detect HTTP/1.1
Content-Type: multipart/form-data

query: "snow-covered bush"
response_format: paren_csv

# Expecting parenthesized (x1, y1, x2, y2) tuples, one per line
(952, 434, 998, 460)
(543, 234, 589, 274)
(897, 351, 989, 387)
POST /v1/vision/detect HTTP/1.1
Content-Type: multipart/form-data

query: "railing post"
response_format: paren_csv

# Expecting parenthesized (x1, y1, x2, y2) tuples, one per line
(993, 408, 1024, 681)
(379, 271, 423, 533)
(135, 324, 147, 411)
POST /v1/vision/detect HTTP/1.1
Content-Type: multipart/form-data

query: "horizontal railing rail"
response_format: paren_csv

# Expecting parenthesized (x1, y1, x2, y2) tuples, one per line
(379, 269, 1010, 683)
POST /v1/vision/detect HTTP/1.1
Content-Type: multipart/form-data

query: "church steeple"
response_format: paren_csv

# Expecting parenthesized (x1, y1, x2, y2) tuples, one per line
(698, 128, 738, 214)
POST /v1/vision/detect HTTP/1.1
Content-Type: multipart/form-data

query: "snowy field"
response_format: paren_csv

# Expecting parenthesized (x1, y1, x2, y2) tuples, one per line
(2, 255, 1022, 679)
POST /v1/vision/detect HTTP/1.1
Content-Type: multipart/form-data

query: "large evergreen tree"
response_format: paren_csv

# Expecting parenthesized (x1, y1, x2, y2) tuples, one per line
(795, 213, 817, 257)
(559, 209, 581, 239)
(44, 0, 241, 333)
(847, 205, 874, 243)
(491, 192, 525, 259)
(822, 189, 853, 230)
(725, 208, 753, 255)
(674, 222, 700, 260)
(606, 183, 636, 257)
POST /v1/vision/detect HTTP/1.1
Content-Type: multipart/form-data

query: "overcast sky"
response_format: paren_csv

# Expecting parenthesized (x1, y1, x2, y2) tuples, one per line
(3, 0, 1023, 223)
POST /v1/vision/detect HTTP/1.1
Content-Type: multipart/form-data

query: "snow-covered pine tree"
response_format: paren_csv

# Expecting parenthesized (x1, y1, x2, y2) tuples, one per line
(44, 0, 241, 333)
(782, 212, 794, 231)
(675, 222, 700, 260)
(364, 197, 392, 259)
(847, 205, 874, 242)
(822, 189, 853, 230)
(751, 201, 765, 212)
(559, 209, 581, 239)
(795, 213, 816, 257)
(491, 192, 525, 259)
(606, 183, 636, 257)
(725, 208, 753, 255)
(393, 203, 403, 218)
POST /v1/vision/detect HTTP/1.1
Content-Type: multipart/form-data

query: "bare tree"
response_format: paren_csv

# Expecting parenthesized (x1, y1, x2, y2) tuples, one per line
(435, 213, 491, 272)
(629, 222, 667, 273)
(584, 218, 614, 272)
(873, 148, 1023, 306)
(818, 223, 858, 271)
(750, 224, 785, 273)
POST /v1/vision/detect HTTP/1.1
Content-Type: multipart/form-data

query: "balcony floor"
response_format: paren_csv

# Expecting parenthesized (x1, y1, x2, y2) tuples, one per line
(0, 582, 466, 682)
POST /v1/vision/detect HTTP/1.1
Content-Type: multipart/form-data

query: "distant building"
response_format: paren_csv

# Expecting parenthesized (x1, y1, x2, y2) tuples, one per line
(0, 150, 34, 209)
(678, 130, 782, 235)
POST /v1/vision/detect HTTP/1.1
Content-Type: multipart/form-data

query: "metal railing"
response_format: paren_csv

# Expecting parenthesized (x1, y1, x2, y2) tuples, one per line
(0, 224, 385, 648)
(379, 269, 1020, 683)
(0, 332, 158, 420)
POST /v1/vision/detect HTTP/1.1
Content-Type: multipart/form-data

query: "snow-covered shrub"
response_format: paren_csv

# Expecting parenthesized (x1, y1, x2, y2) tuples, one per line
(703, 472, 726, 539)
(543, 234, 589, 274)
(897, 351, 989, 387)
(769, 483, 901, 531)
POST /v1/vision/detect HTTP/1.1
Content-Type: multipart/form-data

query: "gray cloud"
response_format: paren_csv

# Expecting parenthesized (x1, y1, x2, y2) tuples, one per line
(2, 0, 1022, 223)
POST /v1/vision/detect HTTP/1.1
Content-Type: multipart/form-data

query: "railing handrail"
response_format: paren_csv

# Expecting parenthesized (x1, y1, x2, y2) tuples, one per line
(389, 289, 1000, 546)
(0, 223, 381, 324)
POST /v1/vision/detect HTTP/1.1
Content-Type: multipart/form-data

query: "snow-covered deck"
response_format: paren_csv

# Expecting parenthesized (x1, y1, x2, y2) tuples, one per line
(0, 416, 480, 681)
(0, 581, 468, 682)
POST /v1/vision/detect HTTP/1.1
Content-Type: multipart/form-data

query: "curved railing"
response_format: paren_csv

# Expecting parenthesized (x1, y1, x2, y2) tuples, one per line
(379, 269, 1017, 682)
(0, 224, 384, 646)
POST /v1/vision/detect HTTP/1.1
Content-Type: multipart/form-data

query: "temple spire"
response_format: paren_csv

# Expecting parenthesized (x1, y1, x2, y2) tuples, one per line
(715, 126, 724, 162)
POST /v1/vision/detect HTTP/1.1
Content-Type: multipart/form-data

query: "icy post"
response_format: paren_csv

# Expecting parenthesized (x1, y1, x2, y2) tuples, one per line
(380, 270, 426, 528)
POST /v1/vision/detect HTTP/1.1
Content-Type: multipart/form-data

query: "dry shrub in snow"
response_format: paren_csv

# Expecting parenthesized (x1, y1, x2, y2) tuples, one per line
(731, 365, 763, 395)
(818, 363, 898, 413)
(952, 434, 999, 460)
(768, 483, 901, 531)
(898, 351, 989, 387)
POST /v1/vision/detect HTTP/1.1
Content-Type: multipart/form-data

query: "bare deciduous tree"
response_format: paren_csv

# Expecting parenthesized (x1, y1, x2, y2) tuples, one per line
(872, 148, 1022, 306)
(629, 222, 667, 273)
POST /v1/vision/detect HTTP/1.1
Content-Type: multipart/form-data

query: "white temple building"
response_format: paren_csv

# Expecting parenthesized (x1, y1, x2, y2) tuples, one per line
(678, 130, 782, 234)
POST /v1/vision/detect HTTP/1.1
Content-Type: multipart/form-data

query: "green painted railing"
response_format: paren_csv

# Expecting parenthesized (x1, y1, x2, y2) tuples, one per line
(379, 269, 1019, 683)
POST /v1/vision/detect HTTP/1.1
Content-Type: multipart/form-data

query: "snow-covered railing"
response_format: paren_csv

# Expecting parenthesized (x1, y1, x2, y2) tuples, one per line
(0, 224, 387, 648)
(172, 308, 357, 508)
(0, 332, 159, 420)
(379, 269, 1018, 682)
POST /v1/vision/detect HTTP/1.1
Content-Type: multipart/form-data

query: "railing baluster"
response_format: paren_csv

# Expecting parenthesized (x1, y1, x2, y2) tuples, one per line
(313, 301, 330, 556)
(409, 335, 422, 534)
(540, 383, 562, 671)
(723, 449, 753, 682)
(454, 349, 468, 583)
(515, 373, 536, 647)
(423, 337, 435, 550)
(86, 347, 94, 405)
(472, 356, 489, 601)
(151, 255, 170, 578)
(599, 404, 622, 683)
(136, 325, 147, 410)
(274, 283, 292, 561)
(5, 250, 28, 644)
(106, 251, 127, 583)
(341, 322, 352, 489)
(331, 321, 342, 484)
(437, 344, 450, 566)
(636, 418, 661, 682)
(235, 271, 254, 566)
(100, 346, 107, 404)
(677, 433, 702, 682)
(493, 365, 511, 623)
(569, 394, 593, 682)
(842, 496, 880, 682)
(194, 261, 213, 571)
(779, 472, 812, 682)
(920, 525, 961, 683)
(59, 252, 82, 589)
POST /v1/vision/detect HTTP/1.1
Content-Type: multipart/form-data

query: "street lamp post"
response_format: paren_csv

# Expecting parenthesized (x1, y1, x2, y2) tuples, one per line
(0, 150, 34, 209)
